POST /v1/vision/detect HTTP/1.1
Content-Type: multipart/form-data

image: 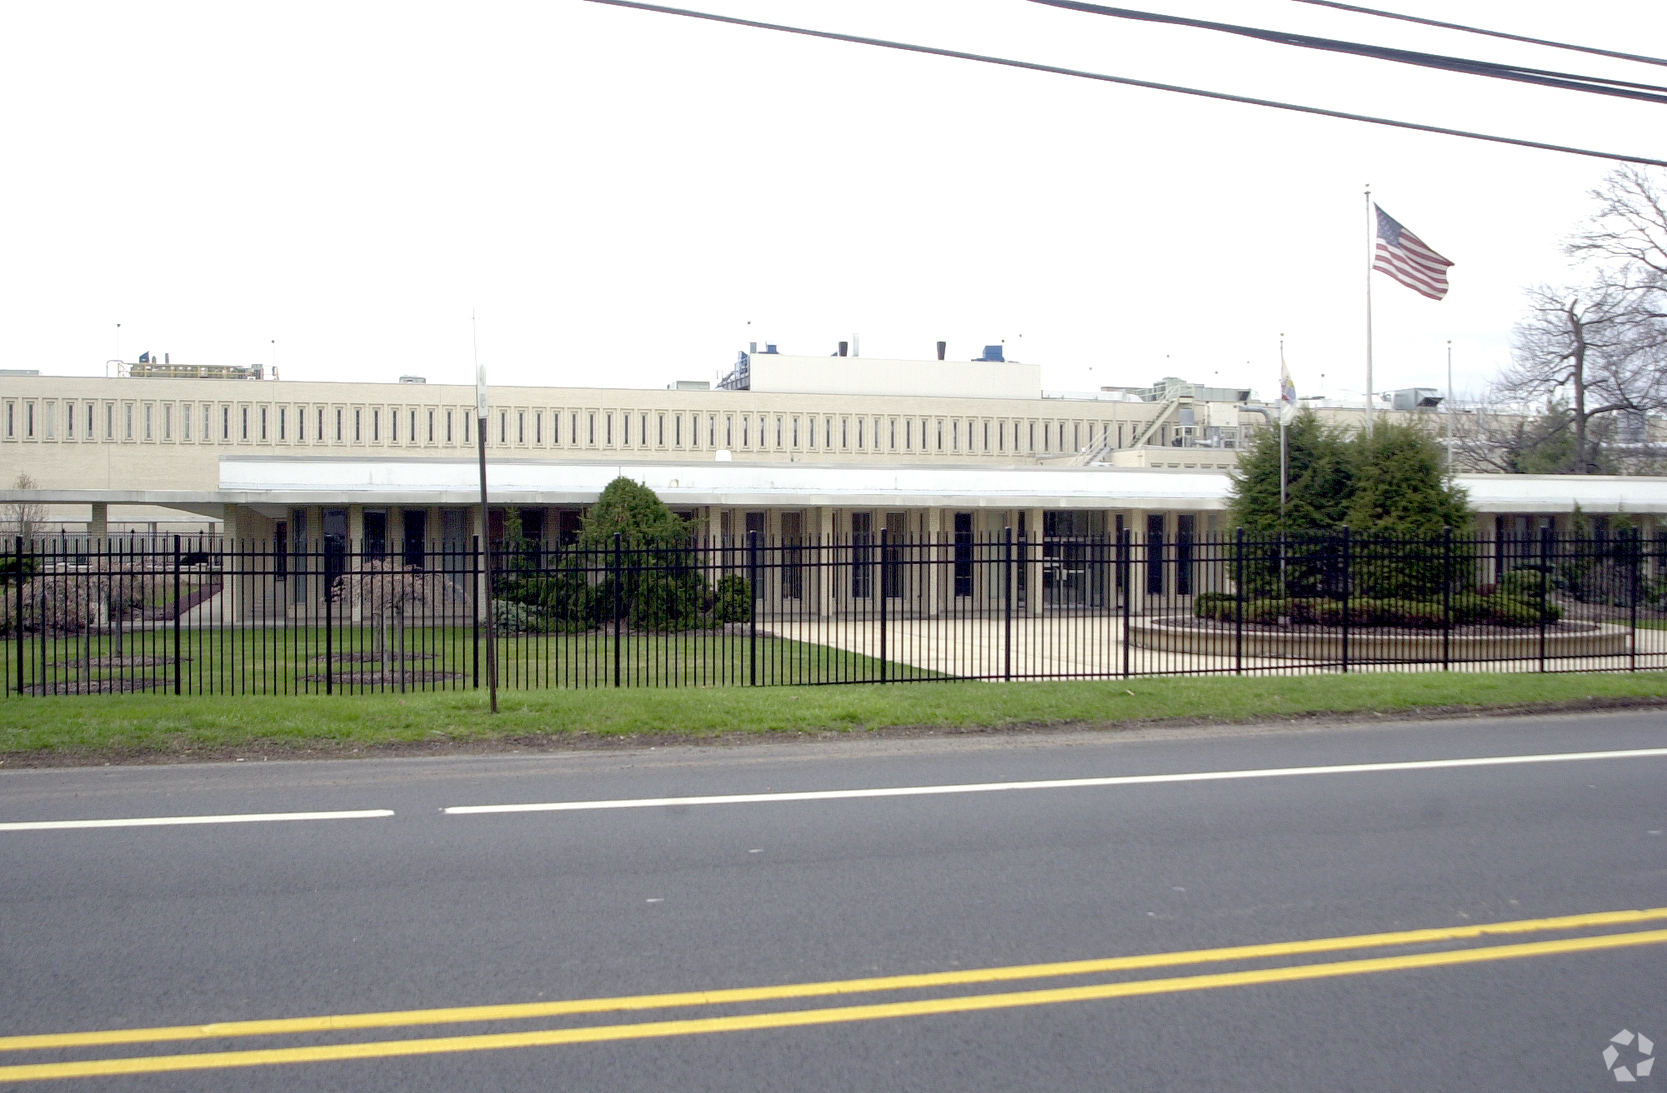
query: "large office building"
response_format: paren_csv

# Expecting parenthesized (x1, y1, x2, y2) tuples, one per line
(4, 349, 1664, 617)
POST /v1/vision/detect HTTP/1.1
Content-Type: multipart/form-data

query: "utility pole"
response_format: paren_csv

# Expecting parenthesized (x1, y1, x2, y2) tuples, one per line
(475, 313, 497, 714)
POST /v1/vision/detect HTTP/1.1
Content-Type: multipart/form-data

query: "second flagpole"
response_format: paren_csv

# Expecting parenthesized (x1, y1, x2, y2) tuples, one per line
(1364, 185, 1375, 437)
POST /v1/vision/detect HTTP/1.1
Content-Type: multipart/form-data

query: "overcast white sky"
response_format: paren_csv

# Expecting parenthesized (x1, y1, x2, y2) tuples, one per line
(2, 0, 1663, 402)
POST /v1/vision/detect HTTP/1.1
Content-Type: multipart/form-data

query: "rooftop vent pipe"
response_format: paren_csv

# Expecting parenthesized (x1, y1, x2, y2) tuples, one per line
(837, 341, 848, 357)
(936, 341, 946, 360)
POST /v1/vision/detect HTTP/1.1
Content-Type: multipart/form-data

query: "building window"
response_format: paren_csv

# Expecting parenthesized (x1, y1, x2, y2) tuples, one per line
(792, 417, 799, 447)
(517, 411, 524, 445)
(261, 406, 268, 441)
(674, 415, 681, 446)
(937, 420, 943, 450)
(622, 413, 629, 445)
(88, 403, 96, 439)
(125, 403, 133, 440)
(277, 407, 284, 441)
(857, 418, 864, 449)
(589, 413, 595, 445)
(144, 404, 153, 440)
(446, 409, 453, 443)
(741, 417, 748, 447)
(708, 415, 716, 447)
(726, 416, 733, 447)
(984, 422, 990, 451)
(464, 413, 471, 443)
(641, 413, 648, 445)
(372, 409, 379, 442)
(535, 412, 541, 445)
(658, 414, 665, 446)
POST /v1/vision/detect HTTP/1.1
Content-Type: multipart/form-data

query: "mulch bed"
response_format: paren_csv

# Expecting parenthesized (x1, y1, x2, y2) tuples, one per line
(299, 670, 462, 684)
(49, 656, 185, 668)
(309, 652, 437, 663)
(1160, 617, 1600, 635)
(24, 678, 172, 695)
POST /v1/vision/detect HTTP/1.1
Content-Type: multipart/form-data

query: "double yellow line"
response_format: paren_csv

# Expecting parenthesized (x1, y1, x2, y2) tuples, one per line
(6, 907, 1667, 1082)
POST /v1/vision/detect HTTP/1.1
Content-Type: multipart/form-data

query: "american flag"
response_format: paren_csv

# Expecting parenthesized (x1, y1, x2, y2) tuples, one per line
(1374, 205, 1453, 301)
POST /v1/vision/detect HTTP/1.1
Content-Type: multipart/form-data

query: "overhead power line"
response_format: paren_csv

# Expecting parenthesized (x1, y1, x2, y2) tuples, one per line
(1285, 0, 1667, 70)
(1031, 0, 1667, 105)
(583, 0, 1667, 169)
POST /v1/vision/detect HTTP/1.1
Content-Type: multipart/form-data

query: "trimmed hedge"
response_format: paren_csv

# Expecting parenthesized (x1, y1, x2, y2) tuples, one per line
(1193, 591, 1559, 628)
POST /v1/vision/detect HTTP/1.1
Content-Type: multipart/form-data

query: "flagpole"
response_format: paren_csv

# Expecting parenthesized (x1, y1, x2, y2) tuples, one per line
(1364, 185, 1375, 437)
(1446, 339, 1455, 481)
(1279, 333, 1288, 525)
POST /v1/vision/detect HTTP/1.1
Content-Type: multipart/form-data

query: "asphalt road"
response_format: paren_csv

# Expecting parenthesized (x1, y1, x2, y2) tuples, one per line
(1, 709, 1665, 1091)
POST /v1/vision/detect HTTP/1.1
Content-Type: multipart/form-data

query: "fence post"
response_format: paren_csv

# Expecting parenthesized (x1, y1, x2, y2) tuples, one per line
(1234, 528, 1244, 676)
(1120, 527, 1132, 679)
(1538, 525, 1551, 673)
(1340, 526, 1351, 674)
(1003, 526, 1013, 682)
(1441, 525, 1452, 672)
(173, 535, 182, 695)
(324, 546, 334, 696)
(876, 527, 886, 684)
(13, 537, 21, 695)
(1629, 527, 1640, 672)
(748, 529, 760, 687)
(613, 531, 623, 689)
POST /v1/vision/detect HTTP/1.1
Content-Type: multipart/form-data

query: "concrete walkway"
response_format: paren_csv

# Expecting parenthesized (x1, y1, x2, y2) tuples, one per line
(767, 616, 1667, 679)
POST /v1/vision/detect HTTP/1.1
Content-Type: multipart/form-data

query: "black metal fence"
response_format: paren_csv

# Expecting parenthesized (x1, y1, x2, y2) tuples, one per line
(6, 528, 1666, 696)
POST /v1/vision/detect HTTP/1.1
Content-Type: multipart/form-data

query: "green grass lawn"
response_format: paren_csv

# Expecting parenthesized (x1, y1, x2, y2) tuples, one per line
(4, 669, 1667, 760)
(8, 627, 936, 695)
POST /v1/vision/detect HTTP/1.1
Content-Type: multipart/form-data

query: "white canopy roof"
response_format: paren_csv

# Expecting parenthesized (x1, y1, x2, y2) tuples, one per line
(8, 458, 1667, 516)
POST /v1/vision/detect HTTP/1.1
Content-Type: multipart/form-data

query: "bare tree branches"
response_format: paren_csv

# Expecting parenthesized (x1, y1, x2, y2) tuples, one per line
(6, 473, 45, 545)
(1502, 280, 1667, 473)
(1568, 165, 1667, 284)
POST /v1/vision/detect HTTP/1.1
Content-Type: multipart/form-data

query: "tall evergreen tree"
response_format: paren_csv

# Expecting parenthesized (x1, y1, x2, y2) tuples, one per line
(1346, 423, 1470, 538)
(1229, 409, 1354, 535)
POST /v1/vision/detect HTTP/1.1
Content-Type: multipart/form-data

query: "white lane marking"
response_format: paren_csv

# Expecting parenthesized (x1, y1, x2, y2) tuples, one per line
(443, 747, 1667, 816)
(0, 809, 395, 832)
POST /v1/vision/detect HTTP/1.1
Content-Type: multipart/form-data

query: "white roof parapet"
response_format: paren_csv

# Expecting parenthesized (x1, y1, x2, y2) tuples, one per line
(7, 465, 1667, 516)
(213, 458, 1234, 510)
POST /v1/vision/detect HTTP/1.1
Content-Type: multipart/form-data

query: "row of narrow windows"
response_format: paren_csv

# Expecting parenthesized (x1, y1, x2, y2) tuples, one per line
(2, 400, 1150, 454)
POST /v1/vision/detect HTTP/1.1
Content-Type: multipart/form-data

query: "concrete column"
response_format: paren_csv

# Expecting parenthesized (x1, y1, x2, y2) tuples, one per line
(1026, 507, 1044, 617)
(817, 507, 834, 617)
(220, 505, 242, 622)
(926, 507, 942, 618)
(347, 505, 365, 554)
(89, 502, 108, 543)
(1127, 508, 1146, 615)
